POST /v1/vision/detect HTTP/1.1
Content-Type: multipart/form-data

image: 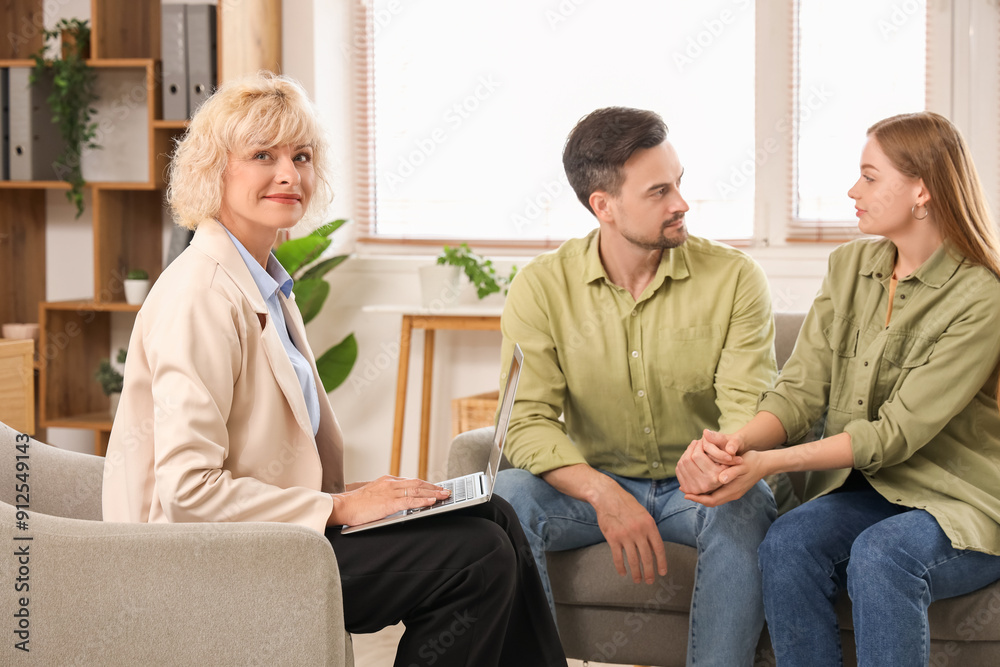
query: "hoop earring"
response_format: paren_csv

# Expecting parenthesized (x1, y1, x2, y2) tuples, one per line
(912, 203, 929, 220)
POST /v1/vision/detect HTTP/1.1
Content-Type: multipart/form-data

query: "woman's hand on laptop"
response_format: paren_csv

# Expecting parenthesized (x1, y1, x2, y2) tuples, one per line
(329, 476, 451, 526)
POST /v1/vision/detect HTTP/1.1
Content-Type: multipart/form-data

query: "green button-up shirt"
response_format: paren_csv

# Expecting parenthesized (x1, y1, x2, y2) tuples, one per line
(499, 229, 776, 478)
(759, 238, 1000, 554)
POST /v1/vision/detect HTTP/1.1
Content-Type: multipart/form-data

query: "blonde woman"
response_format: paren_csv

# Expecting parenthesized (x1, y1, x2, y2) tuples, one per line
(102, 72, 563, 666)
(677, 112, 1000, 666)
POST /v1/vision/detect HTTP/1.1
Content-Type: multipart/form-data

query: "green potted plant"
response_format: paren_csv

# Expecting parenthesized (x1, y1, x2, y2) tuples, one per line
(124, 268, 150, 305)
(95, 348, 127, 416)
(426, 243, 517, 306)
(274, 219, 357, 392)
(30, 18, 100, 218)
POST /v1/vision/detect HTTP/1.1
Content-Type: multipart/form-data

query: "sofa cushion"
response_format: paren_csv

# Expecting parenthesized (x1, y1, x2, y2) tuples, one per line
(832, 582, 1000, 643)
(549, 538, 1000, 645)
(548, 542, 697, 614)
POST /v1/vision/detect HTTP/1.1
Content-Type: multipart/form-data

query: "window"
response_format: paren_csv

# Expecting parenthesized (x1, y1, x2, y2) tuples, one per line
(792, 1, 926, 231)
(352, 1, 996, 247)
(362, 0, 755, 242)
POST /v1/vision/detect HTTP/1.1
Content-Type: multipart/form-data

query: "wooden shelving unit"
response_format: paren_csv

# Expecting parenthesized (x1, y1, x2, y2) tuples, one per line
(0, 0, 281, 455)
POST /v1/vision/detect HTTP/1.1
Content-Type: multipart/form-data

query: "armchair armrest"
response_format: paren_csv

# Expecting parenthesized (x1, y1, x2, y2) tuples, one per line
(1, 503, 351, 666)
(447, 426, 508, 478)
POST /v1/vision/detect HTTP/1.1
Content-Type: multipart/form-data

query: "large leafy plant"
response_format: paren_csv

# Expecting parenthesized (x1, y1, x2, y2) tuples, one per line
(437, 243, 517, 298)
(30, 18, 100, 218)
(275, 219, 357, 392)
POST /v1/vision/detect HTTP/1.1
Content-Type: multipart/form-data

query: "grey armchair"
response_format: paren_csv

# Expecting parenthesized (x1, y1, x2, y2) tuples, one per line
(0, 421, 353, 666)
(448, 312, 1000, 666)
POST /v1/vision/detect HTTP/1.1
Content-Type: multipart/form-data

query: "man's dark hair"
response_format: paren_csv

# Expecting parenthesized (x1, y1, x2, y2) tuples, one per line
(562, 107, 668, 216)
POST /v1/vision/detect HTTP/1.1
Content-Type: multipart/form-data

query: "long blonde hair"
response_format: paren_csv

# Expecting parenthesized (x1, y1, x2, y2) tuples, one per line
(167, 71, 334, 230)
(868, 112, 1000, 279)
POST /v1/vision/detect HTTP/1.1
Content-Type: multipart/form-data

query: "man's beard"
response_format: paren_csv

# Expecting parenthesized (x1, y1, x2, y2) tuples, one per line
(623, 213, 688, 250)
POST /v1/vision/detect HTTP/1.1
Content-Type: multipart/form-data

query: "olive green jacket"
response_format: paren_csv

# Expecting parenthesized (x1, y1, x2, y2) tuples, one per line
(759, 238, 1000, 554)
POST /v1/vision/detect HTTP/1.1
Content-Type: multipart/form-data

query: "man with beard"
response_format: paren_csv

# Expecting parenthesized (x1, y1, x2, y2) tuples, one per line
(492, 107, 778, 666)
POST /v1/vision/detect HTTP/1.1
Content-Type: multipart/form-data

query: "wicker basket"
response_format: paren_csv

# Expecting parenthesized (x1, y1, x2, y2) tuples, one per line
(451, 390, 499, 438)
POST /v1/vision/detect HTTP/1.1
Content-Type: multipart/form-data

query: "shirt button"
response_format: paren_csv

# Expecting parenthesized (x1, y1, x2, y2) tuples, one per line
(637, 390, 645, 397)
(876, 272, 883, 278)
(644, 427, 651, 434)
(631, 350, 639, 358)
(858, 399, 864, 405)
(651, 461, 660, 468)
(631, 310, 638, 317)
(900, 294, 906, 300)
(863, 361, 868, 367)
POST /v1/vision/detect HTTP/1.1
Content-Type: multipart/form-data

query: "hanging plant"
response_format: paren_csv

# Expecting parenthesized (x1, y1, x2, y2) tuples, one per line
(30, 18, 100, 218)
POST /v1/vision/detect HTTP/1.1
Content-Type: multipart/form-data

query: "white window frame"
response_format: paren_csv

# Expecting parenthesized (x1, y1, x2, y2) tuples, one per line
(348, 0, 1000, 253)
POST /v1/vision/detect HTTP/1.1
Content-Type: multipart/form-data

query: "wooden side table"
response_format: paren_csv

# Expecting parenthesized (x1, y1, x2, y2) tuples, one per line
(364, 306, 502, 479)
(0, 338, 35, 434)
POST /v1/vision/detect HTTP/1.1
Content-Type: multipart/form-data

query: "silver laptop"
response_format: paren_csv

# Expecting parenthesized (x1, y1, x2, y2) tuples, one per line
(341, 343, 523, 535)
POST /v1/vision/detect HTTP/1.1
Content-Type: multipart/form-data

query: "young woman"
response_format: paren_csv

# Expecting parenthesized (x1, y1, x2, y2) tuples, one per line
(102, 72, 564, 667)
(676, 111, 1000, 666)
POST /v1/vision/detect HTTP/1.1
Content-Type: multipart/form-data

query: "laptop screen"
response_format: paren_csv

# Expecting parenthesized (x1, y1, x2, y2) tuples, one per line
(487, 343, 523, 484)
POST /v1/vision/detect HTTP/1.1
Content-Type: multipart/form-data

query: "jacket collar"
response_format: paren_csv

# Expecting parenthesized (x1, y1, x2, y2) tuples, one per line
(860, 239, 964, 288)
(190, 218, 270, 313)
(222, 225, 294, 302)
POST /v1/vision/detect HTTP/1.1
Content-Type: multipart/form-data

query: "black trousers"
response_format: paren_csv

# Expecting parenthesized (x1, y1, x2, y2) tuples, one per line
(326, 496, 566, 667)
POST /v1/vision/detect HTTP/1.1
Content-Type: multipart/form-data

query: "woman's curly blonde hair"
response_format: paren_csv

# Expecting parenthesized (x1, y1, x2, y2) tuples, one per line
(167, 71, 334, 230)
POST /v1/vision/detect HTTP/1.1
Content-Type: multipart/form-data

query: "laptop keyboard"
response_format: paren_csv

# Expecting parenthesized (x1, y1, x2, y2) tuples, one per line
(406, 476, 477, 515)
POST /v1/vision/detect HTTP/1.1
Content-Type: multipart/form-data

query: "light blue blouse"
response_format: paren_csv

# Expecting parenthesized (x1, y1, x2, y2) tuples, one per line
(223, 226, 321, 435)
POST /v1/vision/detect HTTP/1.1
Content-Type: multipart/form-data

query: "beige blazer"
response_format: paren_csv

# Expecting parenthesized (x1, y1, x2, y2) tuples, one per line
(103, 218, 345, 534)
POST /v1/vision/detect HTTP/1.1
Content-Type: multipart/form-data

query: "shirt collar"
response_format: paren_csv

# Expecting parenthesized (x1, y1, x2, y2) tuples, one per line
(222, 225, 294, 300)
(581, 228, 691, 291)
(859, 239, 964, 288)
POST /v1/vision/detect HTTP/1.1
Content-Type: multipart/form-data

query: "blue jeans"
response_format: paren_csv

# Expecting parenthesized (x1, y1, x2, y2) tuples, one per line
(758, 486, 1000, 666)
(493, 468, 776, 667)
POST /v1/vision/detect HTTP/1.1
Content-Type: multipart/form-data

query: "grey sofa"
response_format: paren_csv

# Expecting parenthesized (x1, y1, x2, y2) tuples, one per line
(448, 312, 1000, 666)
(0, 422, 353, 666)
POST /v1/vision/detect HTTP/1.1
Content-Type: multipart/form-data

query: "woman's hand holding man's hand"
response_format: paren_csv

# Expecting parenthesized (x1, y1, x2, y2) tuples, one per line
(676, 429, 744, 495)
